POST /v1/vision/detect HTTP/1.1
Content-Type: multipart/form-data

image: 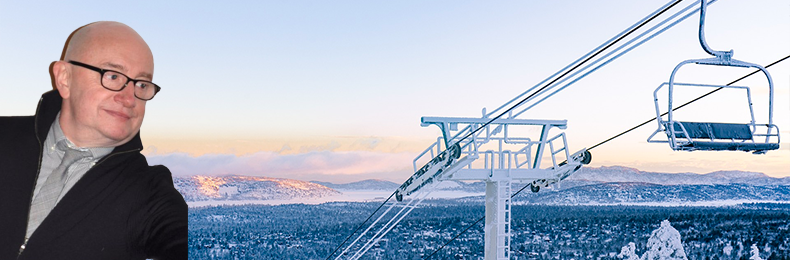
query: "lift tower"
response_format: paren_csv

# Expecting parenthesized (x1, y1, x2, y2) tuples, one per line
(396, 111, 590, 260)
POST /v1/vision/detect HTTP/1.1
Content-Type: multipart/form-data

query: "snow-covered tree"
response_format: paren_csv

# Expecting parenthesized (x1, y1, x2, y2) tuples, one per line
(640, 220, 687, 260)
(749, 244, 763, 260)
(763, 243, 771, 258)
(723, 243, 733, 256)
(618, 242, 639, 260)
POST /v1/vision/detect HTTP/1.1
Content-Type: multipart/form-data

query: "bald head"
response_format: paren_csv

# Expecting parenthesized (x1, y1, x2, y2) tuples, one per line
(64, 22, 153, 68)
(53, 21, 155, 148)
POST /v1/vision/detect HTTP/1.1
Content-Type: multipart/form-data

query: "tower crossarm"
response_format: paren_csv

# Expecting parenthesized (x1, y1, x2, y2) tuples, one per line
(398, 115, 590, 202)
(421, 116, 567, 149)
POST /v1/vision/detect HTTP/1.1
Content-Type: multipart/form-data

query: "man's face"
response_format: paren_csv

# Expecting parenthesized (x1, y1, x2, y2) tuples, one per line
(61, 25, 154, 147)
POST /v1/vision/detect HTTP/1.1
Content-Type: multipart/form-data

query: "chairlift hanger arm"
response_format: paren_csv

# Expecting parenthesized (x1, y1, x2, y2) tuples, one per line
(699, 0, 732, 59)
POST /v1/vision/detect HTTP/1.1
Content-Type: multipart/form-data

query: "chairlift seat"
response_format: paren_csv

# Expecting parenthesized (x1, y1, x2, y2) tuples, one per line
(647, 0, 779, 154)
(670, 121, 779, 152)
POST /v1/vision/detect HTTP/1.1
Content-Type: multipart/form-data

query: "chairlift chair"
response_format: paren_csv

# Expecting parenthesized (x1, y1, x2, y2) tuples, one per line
(647, 0, 780, 154)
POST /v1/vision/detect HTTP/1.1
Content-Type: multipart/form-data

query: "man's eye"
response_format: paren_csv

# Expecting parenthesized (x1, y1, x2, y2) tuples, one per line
(106, 73, 120, 81)
(137, 82, 149, 89)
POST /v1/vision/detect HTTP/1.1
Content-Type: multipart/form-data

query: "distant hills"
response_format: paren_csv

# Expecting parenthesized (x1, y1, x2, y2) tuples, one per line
(511, 166, 790, 205)
(311, 179, 399, 191)
(173, 166, 790, 205)
(566, 166, 790, 186)
(174, 176, 339, 202)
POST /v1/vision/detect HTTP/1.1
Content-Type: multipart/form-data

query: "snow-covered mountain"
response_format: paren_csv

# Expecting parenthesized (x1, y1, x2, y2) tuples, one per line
(174, 176, 340, 202)
(311, 179, 488, 192)
(311, 179, 399, 191)
(310, 166, 789, 194)
(567, 166, 790, 186)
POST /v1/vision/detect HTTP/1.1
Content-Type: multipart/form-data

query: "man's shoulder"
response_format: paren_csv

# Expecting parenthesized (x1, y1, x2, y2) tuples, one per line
(117, 154, 173, 183)
(121, 158, 181, 197)
(140, 163, 175, 186)
(124, 163, 187, 260)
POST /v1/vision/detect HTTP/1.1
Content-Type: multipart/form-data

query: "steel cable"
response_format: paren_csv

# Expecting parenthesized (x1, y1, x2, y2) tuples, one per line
(455, 0, 685, 146)
(337, 0, 686, 258)
(325, 191, 396, 260)
(328, 0, 788, 257)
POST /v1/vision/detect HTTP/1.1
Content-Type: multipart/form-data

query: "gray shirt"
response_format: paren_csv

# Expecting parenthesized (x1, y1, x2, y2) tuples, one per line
(26, 113, 114, 239)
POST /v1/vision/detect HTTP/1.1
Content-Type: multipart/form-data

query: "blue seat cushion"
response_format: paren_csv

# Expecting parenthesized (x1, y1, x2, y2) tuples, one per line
(671, 122, 752, 140)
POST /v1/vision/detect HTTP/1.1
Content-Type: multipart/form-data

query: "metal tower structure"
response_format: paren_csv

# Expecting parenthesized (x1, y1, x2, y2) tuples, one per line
(399, 115, 590, 260)
(327, 1, 755, 259)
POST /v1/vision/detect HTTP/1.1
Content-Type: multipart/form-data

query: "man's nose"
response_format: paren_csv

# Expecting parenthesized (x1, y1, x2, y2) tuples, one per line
(114, 81, 137, 107)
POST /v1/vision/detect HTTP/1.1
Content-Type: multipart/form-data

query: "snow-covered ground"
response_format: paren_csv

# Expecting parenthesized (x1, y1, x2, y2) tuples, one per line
(187, 189, 485, 207)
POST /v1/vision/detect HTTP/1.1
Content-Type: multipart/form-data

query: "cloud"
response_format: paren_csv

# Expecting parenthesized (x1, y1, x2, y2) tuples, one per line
(147, 150, 416, 179)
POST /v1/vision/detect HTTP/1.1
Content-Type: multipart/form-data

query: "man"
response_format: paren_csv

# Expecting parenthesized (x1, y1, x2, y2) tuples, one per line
(0, 22, 187, 260)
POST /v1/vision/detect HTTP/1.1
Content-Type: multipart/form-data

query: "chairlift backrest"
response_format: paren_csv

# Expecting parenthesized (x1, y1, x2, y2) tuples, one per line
(671, 122, 752, 140)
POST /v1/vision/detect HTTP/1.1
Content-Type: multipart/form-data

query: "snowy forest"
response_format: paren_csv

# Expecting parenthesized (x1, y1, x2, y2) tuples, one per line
(188, 202, 790, 259)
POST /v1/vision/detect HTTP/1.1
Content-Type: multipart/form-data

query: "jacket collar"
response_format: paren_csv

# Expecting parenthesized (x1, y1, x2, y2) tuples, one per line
(34, 90, 144, 154)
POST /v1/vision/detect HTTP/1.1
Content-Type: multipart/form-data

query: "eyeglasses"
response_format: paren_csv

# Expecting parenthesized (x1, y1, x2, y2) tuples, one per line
(68, 60, 161, 101)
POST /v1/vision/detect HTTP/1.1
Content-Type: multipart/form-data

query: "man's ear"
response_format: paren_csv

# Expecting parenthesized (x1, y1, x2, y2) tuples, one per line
(52, 61, 71, 99)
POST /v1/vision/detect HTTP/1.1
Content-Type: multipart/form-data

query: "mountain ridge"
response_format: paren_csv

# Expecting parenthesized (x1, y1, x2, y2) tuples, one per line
(311, 179, 399, 191)
(173, 166, 790, 204)
(174, 175, 340, 202)
(565, 166, 790, 186)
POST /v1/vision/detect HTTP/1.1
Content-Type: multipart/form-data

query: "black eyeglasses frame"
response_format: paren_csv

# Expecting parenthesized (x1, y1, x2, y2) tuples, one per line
(67, 60, 161, 101)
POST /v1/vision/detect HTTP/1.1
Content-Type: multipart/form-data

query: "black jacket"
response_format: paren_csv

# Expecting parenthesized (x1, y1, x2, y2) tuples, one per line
(0, 90, 187, 260)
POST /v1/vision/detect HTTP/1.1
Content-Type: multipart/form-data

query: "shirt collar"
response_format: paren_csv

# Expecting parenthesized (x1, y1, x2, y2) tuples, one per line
(35, 90, 145, 155)
(48, 112, 114, 160)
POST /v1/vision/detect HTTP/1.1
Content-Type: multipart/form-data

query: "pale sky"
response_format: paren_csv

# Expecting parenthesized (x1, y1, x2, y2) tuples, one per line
(1, 0, 788, 181)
